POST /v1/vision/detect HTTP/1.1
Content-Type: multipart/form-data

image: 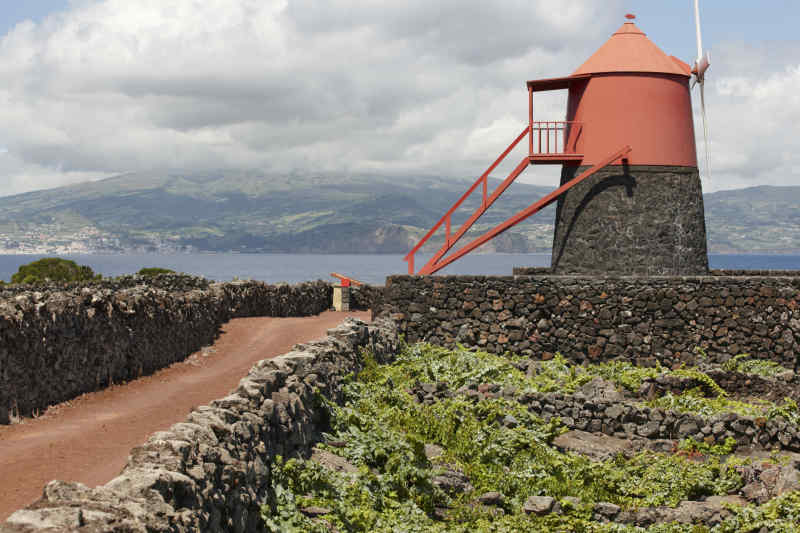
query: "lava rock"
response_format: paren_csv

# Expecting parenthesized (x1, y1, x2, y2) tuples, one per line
(523, 495, 555, 516)
(476, 492, 505, 506)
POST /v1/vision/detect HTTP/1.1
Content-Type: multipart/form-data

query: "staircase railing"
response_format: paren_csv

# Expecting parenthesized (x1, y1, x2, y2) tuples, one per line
(403, 125, 530, 275)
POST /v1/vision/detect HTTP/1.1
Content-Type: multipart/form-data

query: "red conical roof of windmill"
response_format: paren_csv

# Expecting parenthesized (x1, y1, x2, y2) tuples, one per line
(572, 20, 691, 77)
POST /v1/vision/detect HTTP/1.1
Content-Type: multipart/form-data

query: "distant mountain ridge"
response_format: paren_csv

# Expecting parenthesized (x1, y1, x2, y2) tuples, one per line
(703, 185, 800, 253)
(0, 171, 797, 255)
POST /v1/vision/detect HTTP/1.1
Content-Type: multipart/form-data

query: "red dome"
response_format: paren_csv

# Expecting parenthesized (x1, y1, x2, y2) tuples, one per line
(573, 22, 690, 77)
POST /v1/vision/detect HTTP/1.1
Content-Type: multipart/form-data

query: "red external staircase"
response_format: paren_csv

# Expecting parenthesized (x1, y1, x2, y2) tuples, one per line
(404, 88, 631, 275)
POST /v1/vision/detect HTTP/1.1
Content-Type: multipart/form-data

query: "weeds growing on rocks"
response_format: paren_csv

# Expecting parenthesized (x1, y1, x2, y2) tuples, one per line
(721, 354, 786, 378)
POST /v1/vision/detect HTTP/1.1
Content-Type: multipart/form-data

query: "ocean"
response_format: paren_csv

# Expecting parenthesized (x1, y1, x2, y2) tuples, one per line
(1, 253, 798, 286)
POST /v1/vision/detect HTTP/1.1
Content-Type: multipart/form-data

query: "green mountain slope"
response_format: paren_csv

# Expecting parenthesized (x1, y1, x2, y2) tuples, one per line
(703, 185, 800, 253)
(0, 172, 797, 254)
(0, 171, 557, 254)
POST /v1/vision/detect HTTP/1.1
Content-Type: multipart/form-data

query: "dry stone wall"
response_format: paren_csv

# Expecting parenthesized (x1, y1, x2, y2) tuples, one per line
(1, 318, 398, 533)
(0, 278, 331, 424)
(513, 268, 800, 278)
(350, 284, 384, 311)
(0, 273, 213, 297)
(410, 379, 800, 452)
(525, 390, 800, 451)
(377, 275, 800, 367)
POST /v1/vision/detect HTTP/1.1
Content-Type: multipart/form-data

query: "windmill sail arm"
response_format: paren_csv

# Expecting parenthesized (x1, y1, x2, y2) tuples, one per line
(694, 0, 704, 62)
(691, 0, 710, 82)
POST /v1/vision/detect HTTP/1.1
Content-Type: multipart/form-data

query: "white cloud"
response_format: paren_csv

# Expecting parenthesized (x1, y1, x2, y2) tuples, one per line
(0, 0, 795, 196)
(699, 41, 800, 191)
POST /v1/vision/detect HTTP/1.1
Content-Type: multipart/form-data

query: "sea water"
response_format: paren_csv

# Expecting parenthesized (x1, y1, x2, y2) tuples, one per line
(0, 253, 798, 286)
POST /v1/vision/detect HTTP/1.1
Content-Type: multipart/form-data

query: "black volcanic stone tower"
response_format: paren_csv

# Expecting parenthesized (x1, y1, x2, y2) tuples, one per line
(551, 165, 708, 275)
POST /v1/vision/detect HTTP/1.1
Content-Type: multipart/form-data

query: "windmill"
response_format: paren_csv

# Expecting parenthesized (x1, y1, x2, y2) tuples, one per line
(692, 0, 712, 184)
(404, 11, 711, 276)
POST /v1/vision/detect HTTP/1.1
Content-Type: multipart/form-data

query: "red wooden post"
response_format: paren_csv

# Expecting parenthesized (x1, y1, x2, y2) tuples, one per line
(528, 86, 534, 156)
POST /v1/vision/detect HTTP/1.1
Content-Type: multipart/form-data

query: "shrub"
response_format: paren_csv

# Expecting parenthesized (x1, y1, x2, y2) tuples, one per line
(11, 258, 100, 284)
(137, 267, 175, 277)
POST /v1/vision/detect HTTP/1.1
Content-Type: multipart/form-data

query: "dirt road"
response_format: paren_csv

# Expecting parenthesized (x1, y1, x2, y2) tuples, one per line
(0, 310, 370, 520)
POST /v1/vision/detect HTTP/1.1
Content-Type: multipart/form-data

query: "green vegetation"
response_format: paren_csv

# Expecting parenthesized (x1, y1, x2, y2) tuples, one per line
(261, 344, 800, 532)
(10, 257, 101, 284)
(383, 346, 661, 396)
(722, 354, 786, 378)
(677, 436, 739, 457)
(137, 267, 175, 277)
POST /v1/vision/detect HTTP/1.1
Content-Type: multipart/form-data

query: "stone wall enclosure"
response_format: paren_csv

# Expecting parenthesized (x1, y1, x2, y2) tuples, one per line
(378, 274, 800, 367)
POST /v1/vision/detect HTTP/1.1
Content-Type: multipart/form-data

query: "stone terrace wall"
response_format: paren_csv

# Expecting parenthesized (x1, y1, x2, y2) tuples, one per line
(0, 279, 331, 424)
(512, 268, 800, 277)
(412, 382, 800, 452)
(1, 318, 398, 533)
(378, 275, 800, 367)
(524, 390, 800, 452)
(709, 270, 800, 277)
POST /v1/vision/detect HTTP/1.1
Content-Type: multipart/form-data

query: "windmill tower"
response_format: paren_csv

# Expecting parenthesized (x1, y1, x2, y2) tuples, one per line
(548, 13, 710, 275)
(404, 8, 712, 276)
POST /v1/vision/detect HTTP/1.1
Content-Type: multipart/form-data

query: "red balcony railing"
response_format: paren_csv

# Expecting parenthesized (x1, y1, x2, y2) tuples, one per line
(529, 121, 583, 157)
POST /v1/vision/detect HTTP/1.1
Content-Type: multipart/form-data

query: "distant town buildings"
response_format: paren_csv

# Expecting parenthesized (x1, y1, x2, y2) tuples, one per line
(0, 223, 192, 254)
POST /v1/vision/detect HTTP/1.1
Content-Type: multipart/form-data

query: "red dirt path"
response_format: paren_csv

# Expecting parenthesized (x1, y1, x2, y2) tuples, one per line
(0, 311, 370, 521)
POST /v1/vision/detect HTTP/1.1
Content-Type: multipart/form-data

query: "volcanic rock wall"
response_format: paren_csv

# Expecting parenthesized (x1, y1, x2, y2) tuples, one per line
(526, 390, 800, 451)
(0, 278, 331, 424)
(350, 284, 384, 311)
(1, 318, 398, 533)
(378, 275, 800, 367)
(0, 273, 213, 297)
(413, 379, 800, 452)
(513, 269, 800, 278)
(551, 165, 709, 276)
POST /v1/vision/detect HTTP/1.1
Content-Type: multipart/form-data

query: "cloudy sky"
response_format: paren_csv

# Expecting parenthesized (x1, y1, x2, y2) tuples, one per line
(0, 0, 797, 197)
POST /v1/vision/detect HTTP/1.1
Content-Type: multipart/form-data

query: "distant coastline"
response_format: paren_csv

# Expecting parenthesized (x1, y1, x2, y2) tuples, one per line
(2, 248, 800, 256)
(1, 253, 798, 286)
(0, 173, 797, 258)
